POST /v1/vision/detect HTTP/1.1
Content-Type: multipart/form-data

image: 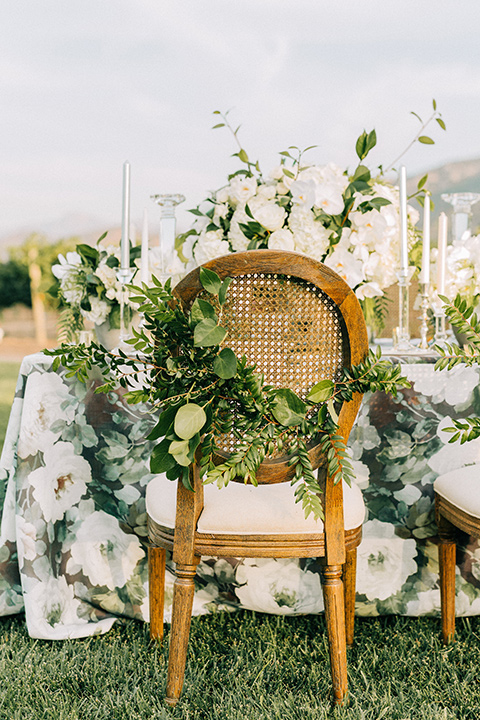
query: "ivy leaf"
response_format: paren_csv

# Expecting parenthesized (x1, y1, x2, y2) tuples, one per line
(418, 136, 435, 145)
(169, 439, 191, 467)
(174, 403, 207, 440)
(150, 438, 177, 473)
(271, 388, 306, 426)
(218, 277, 232, 306)
(147, 405, 178, 441)
(194, 318, 227, 347)
(213, 348, 237, 379)
(199, 267, 222, 295)
(307, 379, 334, 403)
(190, 298, 217, 325)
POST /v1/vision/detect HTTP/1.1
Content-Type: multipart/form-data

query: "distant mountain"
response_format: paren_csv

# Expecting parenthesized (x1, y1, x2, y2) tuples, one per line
(408, 157, 480, 235)
(3, 158, 480, 260)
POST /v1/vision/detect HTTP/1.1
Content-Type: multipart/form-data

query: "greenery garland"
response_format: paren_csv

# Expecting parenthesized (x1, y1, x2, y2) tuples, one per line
(46, 270, 410, 521)
(434, 294, 480, 444)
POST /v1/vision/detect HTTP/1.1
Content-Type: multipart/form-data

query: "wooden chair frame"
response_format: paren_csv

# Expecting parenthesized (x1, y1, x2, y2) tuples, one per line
(147, 250, 369, 706)
(435, 492, 480, 643)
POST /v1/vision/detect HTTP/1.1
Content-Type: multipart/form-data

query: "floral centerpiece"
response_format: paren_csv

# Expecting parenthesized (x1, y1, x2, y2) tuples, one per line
(51, 233, 140, 341)
(180, 112, 423, 332)
(443, 232, 480, 303)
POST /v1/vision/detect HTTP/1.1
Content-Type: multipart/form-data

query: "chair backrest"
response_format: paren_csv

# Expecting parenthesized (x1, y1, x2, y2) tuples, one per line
(174, 250, 369, 484)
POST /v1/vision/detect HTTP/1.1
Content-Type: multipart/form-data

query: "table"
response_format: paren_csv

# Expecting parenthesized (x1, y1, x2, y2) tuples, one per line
(1, 353, 480, 639)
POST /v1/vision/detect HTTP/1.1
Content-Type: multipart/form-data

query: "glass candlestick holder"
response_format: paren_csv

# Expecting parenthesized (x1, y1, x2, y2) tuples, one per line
(418, 282, 431, 350)
(150, 193, 185, 274)
(393, 267, 416, 352)
(431, 295, 448, 347)
(116, 267, 134, 346)
(441, 192, 480, 243)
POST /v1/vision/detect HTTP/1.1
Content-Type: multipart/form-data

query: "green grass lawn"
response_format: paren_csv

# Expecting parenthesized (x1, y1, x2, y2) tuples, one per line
(0, 361, 20, 456)
(0, 612, 478, 720)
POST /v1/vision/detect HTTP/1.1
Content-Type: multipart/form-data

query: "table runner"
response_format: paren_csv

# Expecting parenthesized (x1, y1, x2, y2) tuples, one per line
(1, 353, 480, 639)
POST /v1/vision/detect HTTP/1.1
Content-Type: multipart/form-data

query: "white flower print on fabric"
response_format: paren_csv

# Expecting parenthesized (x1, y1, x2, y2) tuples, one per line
(356, 519, 417, 601)
(18, 372, 75, 458)
(402, 364, 479, 407)
(29, 442, 92, 524)
(235, 558, 324, 615)
(66, 511, 144, 590)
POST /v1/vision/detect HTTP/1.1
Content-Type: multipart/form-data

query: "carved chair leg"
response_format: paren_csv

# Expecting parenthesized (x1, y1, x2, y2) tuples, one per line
(166, 560, 200, 707)
(321, 563, 348, 705)
(148, 546, 166, 641)
(343, 548, 357, 647)
(438, 520, 456, 644)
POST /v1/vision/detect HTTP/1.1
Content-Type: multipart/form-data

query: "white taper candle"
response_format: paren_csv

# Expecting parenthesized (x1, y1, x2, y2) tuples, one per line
(437, 212, 448, 296)
(121, 161, 131, 270)
(420, 194, 431, 284)
(399, 165, 408, 272)
(141, 209, 149, 284)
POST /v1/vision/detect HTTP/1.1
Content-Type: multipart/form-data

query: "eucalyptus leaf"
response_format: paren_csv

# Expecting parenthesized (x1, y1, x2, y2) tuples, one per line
(213, 348, 237, 379)
(271, 388, 306, 426)
(169, 439, 191, 467)
(194, 318, 227, 347)
(174, 403, 207, 440)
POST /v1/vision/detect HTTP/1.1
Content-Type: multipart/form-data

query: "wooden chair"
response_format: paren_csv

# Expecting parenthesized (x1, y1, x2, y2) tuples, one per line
(146, 250, 369, 706)
(434, 464, 480, 643)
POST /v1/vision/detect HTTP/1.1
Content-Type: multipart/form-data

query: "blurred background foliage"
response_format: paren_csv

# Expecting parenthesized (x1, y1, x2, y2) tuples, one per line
(0, 234, 78, 311)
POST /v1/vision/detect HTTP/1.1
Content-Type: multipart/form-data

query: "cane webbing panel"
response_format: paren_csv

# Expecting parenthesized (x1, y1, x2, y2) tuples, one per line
(201, 272, 347, 456)
(218, 273, 346, 395)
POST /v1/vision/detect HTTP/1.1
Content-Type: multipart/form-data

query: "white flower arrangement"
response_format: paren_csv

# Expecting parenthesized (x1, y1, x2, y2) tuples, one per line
(443, 231, 480, 302)
(51, 233, 140, 340)
(180, 115, 421, 330)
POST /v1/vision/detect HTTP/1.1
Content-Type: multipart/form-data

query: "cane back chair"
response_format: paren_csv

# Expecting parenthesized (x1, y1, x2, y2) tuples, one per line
(146, 250, 369, 705)
(434, 465, 480, 643)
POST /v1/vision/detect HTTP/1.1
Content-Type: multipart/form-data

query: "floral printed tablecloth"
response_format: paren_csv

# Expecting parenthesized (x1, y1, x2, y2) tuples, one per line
(1, 353, 480, 639)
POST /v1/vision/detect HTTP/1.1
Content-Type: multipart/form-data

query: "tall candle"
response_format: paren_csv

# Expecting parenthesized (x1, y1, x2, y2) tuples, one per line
(399, 165, 408, 272)
(419, 194, 431, 284)
(141, 209, 149, 284)
(437, 212, 448, 296)
(121, 161, 131, 269)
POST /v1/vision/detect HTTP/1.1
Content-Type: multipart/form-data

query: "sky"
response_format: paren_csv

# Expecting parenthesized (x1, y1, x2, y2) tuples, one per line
(2, 0, 480, 244)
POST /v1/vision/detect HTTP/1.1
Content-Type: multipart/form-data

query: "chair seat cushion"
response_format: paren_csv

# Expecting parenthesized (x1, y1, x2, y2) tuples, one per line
(146, 473, 365, 535)
(434, 465, 480, 519)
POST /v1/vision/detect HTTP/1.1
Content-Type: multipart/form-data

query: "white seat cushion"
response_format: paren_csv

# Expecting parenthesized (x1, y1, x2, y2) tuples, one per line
(434, 464, 480, 519)
(146, 473, 365, 535)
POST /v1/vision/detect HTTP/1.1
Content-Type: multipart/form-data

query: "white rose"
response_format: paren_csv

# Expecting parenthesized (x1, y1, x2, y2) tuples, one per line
(228, 206, 251, 252)
(213, 203, 229, 220)
(256, 184, 277, 201)
(249, 199, 286, 232)
(80, 296, 110, 325)
(95, 261, 118, 290)
(228, 175, 257, 205)
(193, 229, 230, 265)
(268, 228, 295, 251)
